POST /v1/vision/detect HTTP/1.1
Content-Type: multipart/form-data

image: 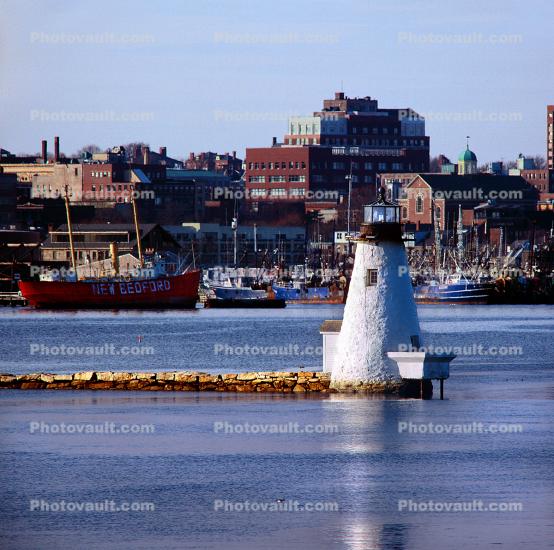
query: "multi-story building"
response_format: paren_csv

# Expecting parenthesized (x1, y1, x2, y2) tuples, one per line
(81, 146, 166, 204)
(0, 171, 17, 226)
(244, 92, 430, 205)
(31, 164, 83, 200)
(185, 151, 243, 177)
(546, 105, 554, 193)
(546, 105, 554, 170)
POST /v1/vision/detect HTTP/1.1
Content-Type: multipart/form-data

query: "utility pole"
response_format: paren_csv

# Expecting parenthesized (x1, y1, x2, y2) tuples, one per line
(232, 217, 238, 268)
(346, 160, 353, 255)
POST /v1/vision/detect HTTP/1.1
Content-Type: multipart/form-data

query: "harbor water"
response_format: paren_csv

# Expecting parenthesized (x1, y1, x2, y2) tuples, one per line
(0, 305, 553, 549)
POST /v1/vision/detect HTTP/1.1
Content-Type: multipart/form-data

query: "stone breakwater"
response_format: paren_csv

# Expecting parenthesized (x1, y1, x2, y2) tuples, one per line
(0, 372, 429, 396)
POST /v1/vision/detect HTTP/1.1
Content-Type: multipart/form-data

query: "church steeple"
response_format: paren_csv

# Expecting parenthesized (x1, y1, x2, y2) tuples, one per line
(458, 137, 477, 175)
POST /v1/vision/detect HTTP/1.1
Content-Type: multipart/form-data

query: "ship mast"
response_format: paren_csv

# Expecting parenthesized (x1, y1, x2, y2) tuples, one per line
(131, 189, 144, 267)
(457, 204, 464, 270)
(432, 199, 441, 277)
(64, 185, 77, 276)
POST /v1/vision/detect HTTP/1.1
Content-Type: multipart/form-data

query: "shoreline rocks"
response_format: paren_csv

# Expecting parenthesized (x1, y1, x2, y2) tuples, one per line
(0, 371, 431, 397)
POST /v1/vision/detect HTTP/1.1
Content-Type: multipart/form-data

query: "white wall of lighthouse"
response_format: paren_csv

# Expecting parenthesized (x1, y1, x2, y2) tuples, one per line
(331, 237, 422, 388)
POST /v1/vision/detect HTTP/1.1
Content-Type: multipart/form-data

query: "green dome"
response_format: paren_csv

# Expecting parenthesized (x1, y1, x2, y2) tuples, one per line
(459, 147, 477, 162)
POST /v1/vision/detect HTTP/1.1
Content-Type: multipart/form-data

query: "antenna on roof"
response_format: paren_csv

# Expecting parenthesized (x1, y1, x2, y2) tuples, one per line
(466, 136, 470, 149)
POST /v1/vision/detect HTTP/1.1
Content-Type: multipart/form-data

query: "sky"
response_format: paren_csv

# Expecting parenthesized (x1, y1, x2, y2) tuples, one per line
(0, 0, 552, 164)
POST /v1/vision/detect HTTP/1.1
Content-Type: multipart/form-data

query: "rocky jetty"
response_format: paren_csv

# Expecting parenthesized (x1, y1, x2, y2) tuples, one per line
(0, 371, 430, 396)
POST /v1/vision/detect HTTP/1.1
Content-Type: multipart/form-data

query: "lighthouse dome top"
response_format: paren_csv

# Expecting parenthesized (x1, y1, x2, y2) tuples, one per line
(363, 188, 400, 224)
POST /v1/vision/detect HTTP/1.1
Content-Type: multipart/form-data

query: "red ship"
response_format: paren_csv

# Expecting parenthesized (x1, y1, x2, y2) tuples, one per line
(18, 269, 201, 309)
(18, 186, 201, 309)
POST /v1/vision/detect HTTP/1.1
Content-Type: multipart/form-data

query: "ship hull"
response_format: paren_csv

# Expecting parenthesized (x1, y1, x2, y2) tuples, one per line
(18, 270, 201, 309)
(414, 281, 493, 305)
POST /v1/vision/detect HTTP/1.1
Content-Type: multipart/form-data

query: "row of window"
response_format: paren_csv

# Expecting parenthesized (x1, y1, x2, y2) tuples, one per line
(248, 161, 307, 170)
(250, 188, 306, 197)
(249, 175, 306, 184)
(289, 126, 400, 136)
(250, 161, 406, 173)
(91, 184, 130, 192)
(319, 138, 425, 147)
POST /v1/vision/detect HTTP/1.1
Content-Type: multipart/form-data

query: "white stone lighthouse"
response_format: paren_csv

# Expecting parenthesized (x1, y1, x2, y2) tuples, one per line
(331, 189, 422, 389)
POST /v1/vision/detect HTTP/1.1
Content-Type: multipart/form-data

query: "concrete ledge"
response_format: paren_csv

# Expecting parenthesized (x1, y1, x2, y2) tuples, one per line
(0, 371, 332, 393)
(0, 372, 430, 397)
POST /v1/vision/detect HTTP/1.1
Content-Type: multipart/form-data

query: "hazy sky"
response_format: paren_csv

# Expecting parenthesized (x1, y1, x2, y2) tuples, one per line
(1, 0, 552, 164)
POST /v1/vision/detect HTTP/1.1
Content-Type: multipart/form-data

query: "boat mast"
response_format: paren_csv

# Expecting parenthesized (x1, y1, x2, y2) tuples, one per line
(131, 189, 144, 267)
(64, 185, 77, 276)
(457, 204, 464, 270)
(432, 199, 441, 277)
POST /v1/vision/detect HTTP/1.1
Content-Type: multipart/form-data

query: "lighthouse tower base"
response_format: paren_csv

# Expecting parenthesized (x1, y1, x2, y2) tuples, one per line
(331, 237, 422, 390)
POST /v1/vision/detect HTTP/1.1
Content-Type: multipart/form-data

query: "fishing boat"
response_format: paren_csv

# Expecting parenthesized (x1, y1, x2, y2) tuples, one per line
(18, 187, 200, 309)
(414, 275, 494, 304)
(272, 282, 344, 304)
(205, 281, 286, 308)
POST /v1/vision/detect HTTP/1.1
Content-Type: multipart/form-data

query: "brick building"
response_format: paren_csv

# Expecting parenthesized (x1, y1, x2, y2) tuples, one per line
(546, 105, 554, 170)
(185, 151, 243, 177)
(399, 174, 538, 232)
(244, 92, 430, 205)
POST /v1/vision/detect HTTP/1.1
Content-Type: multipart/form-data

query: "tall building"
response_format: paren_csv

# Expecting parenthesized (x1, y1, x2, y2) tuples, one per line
(546, 105, 554, 170)
(244, 92, 430, 204)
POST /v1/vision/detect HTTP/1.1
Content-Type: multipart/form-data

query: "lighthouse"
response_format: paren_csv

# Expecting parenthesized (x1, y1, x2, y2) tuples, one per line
(331, 188, 422, 390)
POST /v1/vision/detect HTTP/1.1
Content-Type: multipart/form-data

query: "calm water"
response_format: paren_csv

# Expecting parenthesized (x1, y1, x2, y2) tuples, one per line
(1, 305, 553, 549)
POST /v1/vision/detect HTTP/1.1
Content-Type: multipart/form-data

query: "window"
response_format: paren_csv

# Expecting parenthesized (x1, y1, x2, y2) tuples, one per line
(250, 188, 267, 197)
(402, 207, 408, 219)
(364, 162, 373, 170)
(269, 175, 286, 183)
(435, 206, 441, 219)
(289, 175, 306, 182)
(269, 188, 286, 197)
(416, 195, 423, 213)
(392, 162, 402, 170)
(290, 188, 305, 197)
(378, 163, 387, 171)
(366, 269, 378, 286)
(249, 176, 266, 183)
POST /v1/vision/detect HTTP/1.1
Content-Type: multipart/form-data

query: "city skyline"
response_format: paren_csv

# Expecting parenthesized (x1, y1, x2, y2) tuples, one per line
(1, 0, 552, 163)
